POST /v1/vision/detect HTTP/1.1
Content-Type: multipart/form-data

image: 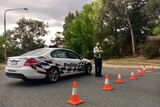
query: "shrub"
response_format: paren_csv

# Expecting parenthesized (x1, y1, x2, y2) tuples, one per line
(140, 42, 160, 59)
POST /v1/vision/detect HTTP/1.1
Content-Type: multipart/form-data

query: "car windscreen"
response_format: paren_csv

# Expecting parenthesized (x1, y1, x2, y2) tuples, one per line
(21, 48, 51, 56)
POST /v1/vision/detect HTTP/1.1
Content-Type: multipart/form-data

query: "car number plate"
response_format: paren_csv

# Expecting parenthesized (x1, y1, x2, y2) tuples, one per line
(11, 60, 18, 65)
(8, 69, 16, 72)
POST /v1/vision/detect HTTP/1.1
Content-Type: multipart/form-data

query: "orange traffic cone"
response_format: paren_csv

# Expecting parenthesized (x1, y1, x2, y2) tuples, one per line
(130, 69, 136, 80)
(137, 67, 143, 77)
(142, 66, 147, 73)
(116, 71, 124, 83)
(102, 74, 113, 91)
(150, 66, 155, 71)
(67, 81, 84, 105)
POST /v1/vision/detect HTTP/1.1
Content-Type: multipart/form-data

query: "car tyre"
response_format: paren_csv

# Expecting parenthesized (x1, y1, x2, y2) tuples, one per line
(85, 64, 92, 75)
(45, 67, 60, 83)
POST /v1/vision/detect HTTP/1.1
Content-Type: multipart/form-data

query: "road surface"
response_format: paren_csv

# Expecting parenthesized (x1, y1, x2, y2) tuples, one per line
(0, 67, 160, 107)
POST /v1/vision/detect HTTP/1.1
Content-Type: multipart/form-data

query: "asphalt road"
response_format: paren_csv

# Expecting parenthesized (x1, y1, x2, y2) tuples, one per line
(0, 67, 160, 107)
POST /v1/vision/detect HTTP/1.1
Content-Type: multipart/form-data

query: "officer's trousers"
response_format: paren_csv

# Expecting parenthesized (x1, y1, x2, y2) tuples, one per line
(94, 58, 102, 76)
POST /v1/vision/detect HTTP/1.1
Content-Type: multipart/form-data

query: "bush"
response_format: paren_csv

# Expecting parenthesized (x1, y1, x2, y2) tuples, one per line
(81, 50, 94, 59)
(140, 42, 160, 59)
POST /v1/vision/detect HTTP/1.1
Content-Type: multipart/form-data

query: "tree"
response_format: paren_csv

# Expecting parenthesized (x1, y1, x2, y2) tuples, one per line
(63, 0, 160, 58)
(143, 0, 160, 20)
(113, 0, 136, 55)
(152, 20, 160, 35)
(0, 36, 4, 62)
(63, 12, 75, 31)
(51, 36, 63, 45)
(91, 0, 128, 57)
(105, 0, 154, 56)
(64, 4, 94, 57)
(6, 18, 48, 53)
(143, 0, 160, 35)
(91, 0, 106, 42)
(51, 31, 64, 46)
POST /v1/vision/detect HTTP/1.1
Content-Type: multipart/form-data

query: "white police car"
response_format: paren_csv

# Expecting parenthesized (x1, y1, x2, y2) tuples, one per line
(5, 48, 92, 83)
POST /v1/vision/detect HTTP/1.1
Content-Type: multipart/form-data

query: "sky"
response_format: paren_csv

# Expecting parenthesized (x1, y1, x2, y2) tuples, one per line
(0, 0, 93, 45)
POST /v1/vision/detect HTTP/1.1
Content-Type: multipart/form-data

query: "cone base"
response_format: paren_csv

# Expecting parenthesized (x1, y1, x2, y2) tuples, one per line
(102, 84, 112, 91)
(137, 74, 143, 77)
(137, 75, 143, 77)
(116, 81, 124, 83)
(143, 70, 147, 73)
(130, 76, 136, 80)
(150, 68, 155, 71)
(102, 87, 112, 91)
(67, 99, 84, 105)
(116, 79, 124, 83)
(67, 95, 84, 105)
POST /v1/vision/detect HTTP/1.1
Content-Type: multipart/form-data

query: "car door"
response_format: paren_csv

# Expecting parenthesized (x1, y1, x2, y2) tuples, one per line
(66, 50, 84, 72)
(50, 49, 82, 74)
(50, 49, 69, 74)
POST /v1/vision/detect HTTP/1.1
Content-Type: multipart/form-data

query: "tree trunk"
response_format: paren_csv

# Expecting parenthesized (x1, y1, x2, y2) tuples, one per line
(126, 12, 136, 56)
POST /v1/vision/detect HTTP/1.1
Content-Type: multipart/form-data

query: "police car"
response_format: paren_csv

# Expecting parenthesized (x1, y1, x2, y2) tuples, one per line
(5, 48, 92, 83)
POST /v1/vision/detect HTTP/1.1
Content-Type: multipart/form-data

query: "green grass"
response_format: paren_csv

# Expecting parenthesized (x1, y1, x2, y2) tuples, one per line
(0, 64, 5, 70)
(103, 57, 160, 66)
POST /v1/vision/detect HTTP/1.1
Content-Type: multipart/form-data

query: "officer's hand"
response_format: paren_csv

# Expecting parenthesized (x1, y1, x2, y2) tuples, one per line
(97, 51, 101, 54)
(100, 50, 103, 54)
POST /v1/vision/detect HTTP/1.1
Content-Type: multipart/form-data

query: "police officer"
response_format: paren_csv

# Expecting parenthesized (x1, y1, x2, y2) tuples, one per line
(93, 42, 103, 77)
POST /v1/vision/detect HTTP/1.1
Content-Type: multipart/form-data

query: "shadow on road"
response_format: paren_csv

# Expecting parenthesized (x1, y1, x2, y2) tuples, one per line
(5, 73, 92, 87)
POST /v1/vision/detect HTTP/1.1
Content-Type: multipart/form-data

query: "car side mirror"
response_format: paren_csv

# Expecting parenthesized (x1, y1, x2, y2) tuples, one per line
(80, 56, 83, 60)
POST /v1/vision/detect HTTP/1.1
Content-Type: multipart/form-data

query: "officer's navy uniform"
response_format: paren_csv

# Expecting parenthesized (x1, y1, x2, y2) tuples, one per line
(93, 46, 103, 77)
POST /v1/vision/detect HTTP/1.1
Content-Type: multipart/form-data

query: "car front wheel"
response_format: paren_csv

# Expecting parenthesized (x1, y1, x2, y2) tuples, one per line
(45, 67, 60, 83)
(85, 64, 92, 75)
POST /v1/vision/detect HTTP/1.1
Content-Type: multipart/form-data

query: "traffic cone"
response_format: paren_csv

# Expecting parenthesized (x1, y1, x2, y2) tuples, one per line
(150, 66, 155, 71)
(102, 74, 113, 91)
(142, 66, 147, 73)
(137, 67, 143, 77)
(67, 81, 84, 105)
(116, 71, 124, 83)
(130, 69, 136, 80)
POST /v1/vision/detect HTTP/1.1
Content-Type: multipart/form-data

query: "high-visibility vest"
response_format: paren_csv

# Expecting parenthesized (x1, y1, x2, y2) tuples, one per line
(94, 46, 102, 58)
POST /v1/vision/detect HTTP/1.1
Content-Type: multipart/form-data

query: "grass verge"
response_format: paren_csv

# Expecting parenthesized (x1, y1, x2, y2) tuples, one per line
(103, 57, 160, 67)
(0, 64, 5, 70)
